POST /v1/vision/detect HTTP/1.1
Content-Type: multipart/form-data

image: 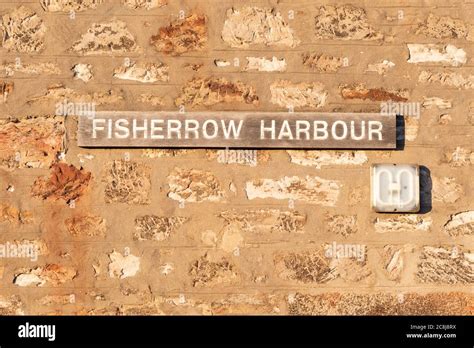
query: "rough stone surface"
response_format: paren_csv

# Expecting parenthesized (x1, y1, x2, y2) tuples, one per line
(288, 292, 474, 315)
(382, 245, 404, 281)
(103, 160, 151, 205)
(438, 114, 452, 125)
(340, 84, 408, 101)
(432, 176, 463, 203)
(31, 163, 92, 203)
(123, 0, 166, 10)
(175, 77, 258, 107)
(14, 265, 77, 287)
(374, 216, 432, 233)
(65, 214, 107, 237)
(38, 295, 73, 306)
(416, 246, 473, 284)
(444, 147, 473, 167)
(407, 44, 466, 66)
(139, 94, 164, 106)
(70, 20, 139, 55)
(218, 209, 306, 234)
(41, 0, 102, 12)
(108, 250, 140, 279)
(0, 116, 65, 169)
(214, 59, 230, 68)
(150, 14, 207, 55)
(28, 84, 123, 105)
(113, 61, 169, 83)
(245, 176, 340, 206)
(167, 168, 225, 203)
(422, 97, 452, 109)
(189, 253, 238, 287)
(419, 71, 474, 89)
(366, 60, 395, 75)
(416, 14, 469, 39)
(302, 53, 345, 72)
(287, 150, 367, 169)
(0, 204, 33, 224)
(0, 296, 24, 315)
(1, 62, 56, 77)
(245, 57, 286, 72)
(275, 248, 370, 283)
(270, 80, 327, 108)
(444, 211, 474, 236)
(134, 216, 188, 241)
(222, 7, 299, 48)
(325, 214, 357, 237)
(72, 63, 93, 82)
(275, 250, 333, 283)
(314, 5, 383, 40)
(0, 6, 46, 53)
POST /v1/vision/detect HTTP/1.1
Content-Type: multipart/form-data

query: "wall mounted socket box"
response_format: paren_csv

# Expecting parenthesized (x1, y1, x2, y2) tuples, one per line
(371, 164, 420, 213)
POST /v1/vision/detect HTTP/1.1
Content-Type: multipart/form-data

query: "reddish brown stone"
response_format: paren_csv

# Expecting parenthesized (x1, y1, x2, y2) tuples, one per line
(340, 84, 408, 102)
(150, 14, 207, 55)
(31, 163, 91, 203)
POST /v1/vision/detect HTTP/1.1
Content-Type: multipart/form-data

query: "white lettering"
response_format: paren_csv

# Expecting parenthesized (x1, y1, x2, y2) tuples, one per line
(167, 120, 181, 139)
(260, 120, 276, 139)
(92, 118, 105, 138)
(350, 120, 365, 140)
(332, 120, 348, 140)
(115, 119, 130, 139)
(313, 121, 328, 140)
(203, 120, 219, 139)
(107, 119, 113, 139)
(369, 121, 383, 140)
(278, 120, 293, 140)
(295, 120, 310, 140)
(133, 119, 148, 139)
(221, 120, 243, 139)
(18, 322, 56, 342)
(150, 119, 164, 139)
(185, 120, 199, 139)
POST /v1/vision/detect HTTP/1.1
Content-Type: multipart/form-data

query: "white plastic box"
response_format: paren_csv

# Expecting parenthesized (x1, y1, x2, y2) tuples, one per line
(371, 164, 420, 213)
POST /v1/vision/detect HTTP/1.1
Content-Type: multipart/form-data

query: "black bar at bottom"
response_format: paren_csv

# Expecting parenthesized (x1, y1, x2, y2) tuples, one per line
(0, 316, 471, 346)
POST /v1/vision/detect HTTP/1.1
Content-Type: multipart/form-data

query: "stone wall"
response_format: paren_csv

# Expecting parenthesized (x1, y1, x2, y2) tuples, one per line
(0, 0, 472, 315)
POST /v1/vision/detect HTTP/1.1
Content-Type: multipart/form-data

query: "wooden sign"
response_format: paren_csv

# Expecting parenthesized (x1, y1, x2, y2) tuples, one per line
(77, 111, 396, 149)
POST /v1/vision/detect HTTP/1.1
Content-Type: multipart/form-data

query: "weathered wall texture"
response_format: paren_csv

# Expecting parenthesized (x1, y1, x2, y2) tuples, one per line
(0, 0, 473, 315)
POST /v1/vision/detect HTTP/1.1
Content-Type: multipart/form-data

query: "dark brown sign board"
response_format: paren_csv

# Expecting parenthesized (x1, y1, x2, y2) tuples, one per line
(77, 111, 396, 149)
